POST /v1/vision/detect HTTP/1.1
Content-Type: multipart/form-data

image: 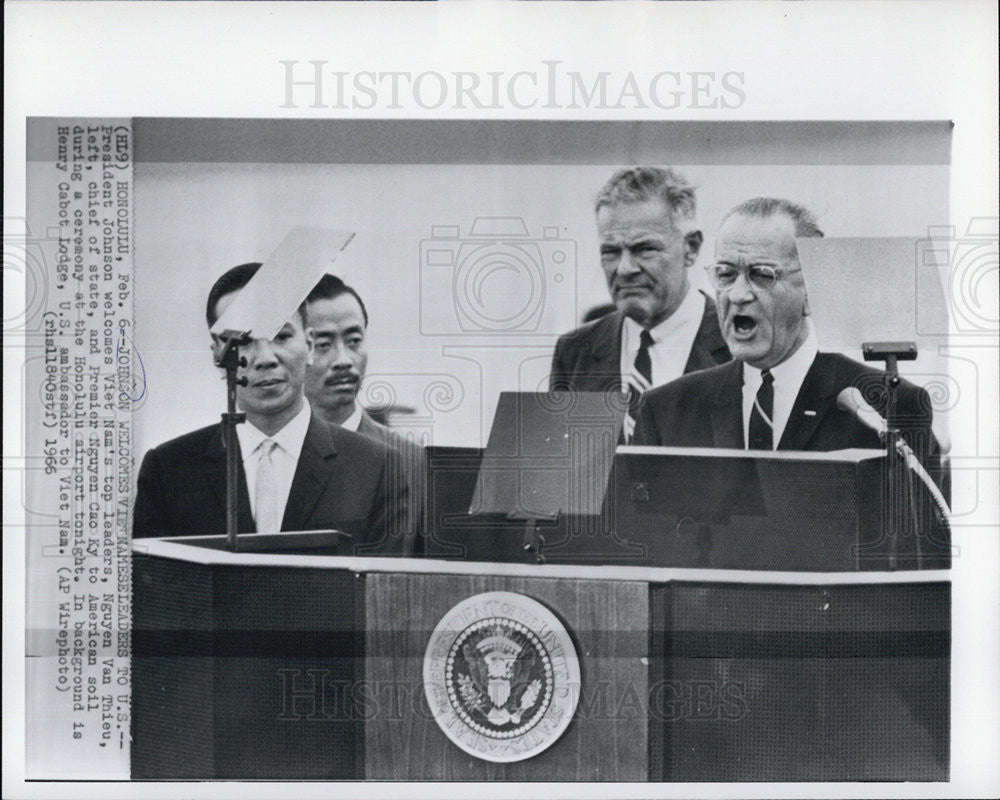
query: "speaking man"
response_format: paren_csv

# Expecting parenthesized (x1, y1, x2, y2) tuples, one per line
(631, 196, 944, 451)
(549, 166, 730, 438)
(632, 198, 947, 549)
(133, 263, 410, 554)
(303, 274, 426, 554)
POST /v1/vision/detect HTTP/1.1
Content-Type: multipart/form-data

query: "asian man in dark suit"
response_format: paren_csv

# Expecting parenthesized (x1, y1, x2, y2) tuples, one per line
(132, 263, 410, 555)
(633, 198, 947, 557)
(303, 274, 426, 555)
(549, 166, 730, 439)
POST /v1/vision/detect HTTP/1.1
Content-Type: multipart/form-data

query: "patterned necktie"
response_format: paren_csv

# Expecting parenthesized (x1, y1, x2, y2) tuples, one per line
(748, 368, 775, 450)
(623, 329, 654, 442)
(255, 438, 281, 533)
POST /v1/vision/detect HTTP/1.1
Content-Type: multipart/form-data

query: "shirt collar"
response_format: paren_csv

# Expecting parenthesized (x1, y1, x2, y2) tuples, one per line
(340, 404, 364, 432)
(236, 400, 312, 462)
(743, 324, 818, 391)
(622, 285, 702, 345)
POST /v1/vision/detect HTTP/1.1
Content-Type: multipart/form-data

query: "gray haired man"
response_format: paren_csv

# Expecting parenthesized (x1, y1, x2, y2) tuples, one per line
(549, 166, 730, 438)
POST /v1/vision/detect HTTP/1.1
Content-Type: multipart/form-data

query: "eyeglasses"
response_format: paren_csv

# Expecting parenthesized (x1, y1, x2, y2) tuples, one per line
(704, 263, 802, 291)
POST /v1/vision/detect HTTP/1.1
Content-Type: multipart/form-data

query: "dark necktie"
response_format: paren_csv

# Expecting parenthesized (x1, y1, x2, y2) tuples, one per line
(623, 329, 654, 442)
(748, 368, 775, 450)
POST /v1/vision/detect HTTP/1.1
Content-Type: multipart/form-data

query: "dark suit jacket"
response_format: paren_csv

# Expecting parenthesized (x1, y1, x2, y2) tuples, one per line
(549, 292, 731, 393)
(356, 411, 427, 556)
(632, 352, 949, 564)
(133, 413, 410, 555)
(633, 351, 938, 454)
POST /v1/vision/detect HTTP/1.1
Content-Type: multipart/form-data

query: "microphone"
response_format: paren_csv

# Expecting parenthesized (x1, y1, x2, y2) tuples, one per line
(838, 386, 952, 455)
(837, 388, 951, 520)
(836, 387, 887, 439)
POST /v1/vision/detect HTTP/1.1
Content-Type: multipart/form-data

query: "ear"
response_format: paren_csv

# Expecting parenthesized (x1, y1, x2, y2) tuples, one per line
(683, 230, 703, 266)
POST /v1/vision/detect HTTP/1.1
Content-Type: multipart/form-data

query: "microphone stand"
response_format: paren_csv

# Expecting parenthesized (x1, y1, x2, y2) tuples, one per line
(862, 341, 918, 570)
(217, 330, 251, 552)
(519, 513, 559, 565)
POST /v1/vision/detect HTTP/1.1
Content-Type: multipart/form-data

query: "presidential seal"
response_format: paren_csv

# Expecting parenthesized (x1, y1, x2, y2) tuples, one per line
(423, 591, 580, 762)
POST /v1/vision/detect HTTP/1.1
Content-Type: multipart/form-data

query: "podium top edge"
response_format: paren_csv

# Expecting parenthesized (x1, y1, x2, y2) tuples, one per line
(421, 446, 887, 464)
(617, 446, 887, 463)
(131, 537, 947, 585)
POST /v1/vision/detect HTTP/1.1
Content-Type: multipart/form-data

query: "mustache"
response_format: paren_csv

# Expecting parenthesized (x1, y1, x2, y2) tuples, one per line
(322, 373, 360, 386)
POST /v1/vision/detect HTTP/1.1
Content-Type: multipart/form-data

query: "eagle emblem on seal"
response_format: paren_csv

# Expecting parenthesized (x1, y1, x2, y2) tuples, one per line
(447, 618, 553, 736)
(425, 592, 580, 761)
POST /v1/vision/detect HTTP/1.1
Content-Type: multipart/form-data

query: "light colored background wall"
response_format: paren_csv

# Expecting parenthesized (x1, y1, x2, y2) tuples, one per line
(132, 124, 950, 454)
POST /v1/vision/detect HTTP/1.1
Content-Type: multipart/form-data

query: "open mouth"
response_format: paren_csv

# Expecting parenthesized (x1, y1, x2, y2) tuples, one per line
(731, 315, 758, 337)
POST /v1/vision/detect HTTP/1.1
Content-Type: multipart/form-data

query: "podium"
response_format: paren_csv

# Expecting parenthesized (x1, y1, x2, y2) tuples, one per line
(133, 401, 950, 781)
(131, 534, 949, 781)
(425, 445, 950, 571)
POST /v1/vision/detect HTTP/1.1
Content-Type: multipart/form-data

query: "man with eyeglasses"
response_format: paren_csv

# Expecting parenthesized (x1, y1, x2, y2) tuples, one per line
(633, 198, 942, 461)
(549, 167, 731, 440)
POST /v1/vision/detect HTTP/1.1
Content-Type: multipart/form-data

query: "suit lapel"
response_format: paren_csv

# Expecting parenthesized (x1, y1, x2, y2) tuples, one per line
(710, 361, 746, 448)
(585, 312, 625, 391)
(356, 411, 384, 441)
(683, 292, 731, 373)
(357, 412, 375, 437)
(778, 353, 837, 451)
(281, 415, 338, 532)
(205, 425, 255, 532)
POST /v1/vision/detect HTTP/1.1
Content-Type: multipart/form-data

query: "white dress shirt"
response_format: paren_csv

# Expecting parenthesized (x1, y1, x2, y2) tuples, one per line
(741, 328, 819, 449)
(619, 287, 705, 392)
(339, 404, 364, 432)
(236, 401, 312, 525)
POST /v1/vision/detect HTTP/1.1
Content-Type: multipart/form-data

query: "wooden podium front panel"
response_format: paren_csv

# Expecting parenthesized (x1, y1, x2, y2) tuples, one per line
(132, 556, 364, 779)
(131, 556, 216, 779)
(132, 540, 950, 782)
(652, 580, 949, 781)
(364, 573, 649, 780)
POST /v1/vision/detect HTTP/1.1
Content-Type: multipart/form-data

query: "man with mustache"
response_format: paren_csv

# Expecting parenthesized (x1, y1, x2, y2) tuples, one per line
(633, 197, 945, 501)
(549, 166, 730, 440)
(132, 262, 410, 554)
(304, 274, 425, 555)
